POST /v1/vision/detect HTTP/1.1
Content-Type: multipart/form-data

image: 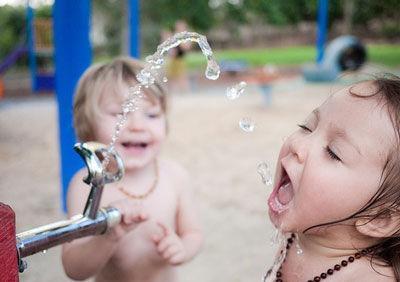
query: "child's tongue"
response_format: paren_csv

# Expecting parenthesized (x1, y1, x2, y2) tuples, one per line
(278, 182, 294, 205)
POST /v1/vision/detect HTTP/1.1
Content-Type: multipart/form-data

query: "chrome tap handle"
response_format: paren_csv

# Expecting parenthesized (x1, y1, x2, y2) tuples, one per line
(74, 142, 124, 187)
(74, 142, 124, 219)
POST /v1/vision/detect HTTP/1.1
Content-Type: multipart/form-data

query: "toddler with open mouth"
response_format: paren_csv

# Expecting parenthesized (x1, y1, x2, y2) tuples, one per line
(265, 75, 400, 282)
(62, 57, 203, 282)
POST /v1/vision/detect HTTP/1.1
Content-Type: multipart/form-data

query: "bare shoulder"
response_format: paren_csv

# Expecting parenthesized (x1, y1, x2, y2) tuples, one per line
(68, 168, 90, 195)
(158, 159, 190, 191)
(158, 158, 189, 180)
(66, 168, 91, 216)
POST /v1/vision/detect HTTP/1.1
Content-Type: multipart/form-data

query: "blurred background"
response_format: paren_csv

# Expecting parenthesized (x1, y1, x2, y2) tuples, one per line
(0, 0, 399, 281)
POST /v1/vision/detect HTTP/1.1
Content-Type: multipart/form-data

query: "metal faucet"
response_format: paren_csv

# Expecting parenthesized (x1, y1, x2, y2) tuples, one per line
(75, 142, 124, 219)
(16, 142, 124, 272)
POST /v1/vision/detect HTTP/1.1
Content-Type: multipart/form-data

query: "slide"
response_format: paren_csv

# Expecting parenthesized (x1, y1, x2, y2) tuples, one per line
(0, 44, 28, 75)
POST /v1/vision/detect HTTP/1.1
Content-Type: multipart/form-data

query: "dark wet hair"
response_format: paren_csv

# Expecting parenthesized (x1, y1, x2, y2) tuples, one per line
(304, 74, 400, 279)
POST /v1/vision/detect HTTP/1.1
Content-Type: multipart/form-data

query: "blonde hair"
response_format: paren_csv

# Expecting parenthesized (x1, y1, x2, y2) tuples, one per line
(73, 56, 167, 142)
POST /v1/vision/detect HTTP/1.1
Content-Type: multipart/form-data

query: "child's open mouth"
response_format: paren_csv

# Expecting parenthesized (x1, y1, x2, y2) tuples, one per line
(268, 165, 294, 214)
(122, 142, 148, 148)
(121, 141, 150, 154)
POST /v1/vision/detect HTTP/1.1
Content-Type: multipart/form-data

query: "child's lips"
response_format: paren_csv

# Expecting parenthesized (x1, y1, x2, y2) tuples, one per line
(120, 141, 152, 154)
(122, 141, 148, 148)
(268, 164, 294, 214)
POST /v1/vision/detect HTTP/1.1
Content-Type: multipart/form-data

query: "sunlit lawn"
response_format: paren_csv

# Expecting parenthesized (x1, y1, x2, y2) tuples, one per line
(185, 44, 400, 68)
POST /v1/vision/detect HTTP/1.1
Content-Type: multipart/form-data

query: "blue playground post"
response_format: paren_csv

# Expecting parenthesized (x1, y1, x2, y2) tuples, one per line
(26, 4, 38, 92)
(53, 0, 92, 212)
(129, 0, 140, 58)
(316, 0, 329, 64)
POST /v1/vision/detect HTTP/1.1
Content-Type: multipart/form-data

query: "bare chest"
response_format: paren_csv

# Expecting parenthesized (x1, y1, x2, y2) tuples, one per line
(100, 182, 179, 272)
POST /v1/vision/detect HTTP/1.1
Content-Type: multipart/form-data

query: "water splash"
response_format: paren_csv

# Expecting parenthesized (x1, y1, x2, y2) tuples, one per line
(257, 162, 273, 186)
(155, 32, 220, 80)
(269, 229, 284, 246)
(103, 31, 220, 167)
(239, 117, 255, 132)
(295, 233, 303, 255)
(226, 81, 247, 100)
(263, 231, 288, 282)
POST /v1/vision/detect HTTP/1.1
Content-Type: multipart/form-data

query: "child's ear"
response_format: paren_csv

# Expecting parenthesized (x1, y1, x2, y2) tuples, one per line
(355, 214, 400, 238)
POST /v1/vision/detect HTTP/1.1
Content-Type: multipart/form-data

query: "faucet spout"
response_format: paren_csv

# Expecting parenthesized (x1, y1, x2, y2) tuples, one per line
(74, 142, 124, 219)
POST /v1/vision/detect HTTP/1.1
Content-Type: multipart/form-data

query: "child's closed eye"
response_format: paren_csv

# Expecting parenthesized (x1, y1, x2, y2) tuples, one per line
(146, 112, 161, 118)
(297, 124, 342, 162)
(325, 146, 341, 162)
(297, 124, 312, 132)
(111, 112, 123, 118)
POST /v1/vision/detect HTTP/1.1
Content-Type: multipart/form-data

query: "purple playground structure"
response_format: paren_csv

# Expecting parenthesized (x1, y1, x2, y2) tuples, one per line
(0, 4, 55, 93)
(0, 45, 28, 75)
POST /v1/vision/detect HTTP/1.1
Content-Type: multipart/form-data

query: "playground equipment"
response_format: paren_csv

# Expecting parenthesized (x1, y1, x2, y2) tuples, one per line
(302, 0, 367, 82)
(303, 35, 367, 82)
(28, 10, 55, 92)
(0, 4, 54, 94)
(0, 143, 124, 279)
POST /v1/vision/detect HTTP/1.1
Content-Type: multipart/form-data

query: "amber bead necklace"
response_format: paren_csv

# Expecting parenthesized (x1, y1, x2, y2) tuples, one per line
(265, 233, 371, 282)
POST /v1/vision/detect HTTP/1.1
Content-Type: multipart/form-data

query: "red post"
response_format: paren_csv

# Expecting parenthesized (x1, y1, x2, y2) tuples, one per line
(0, 203, 19, 282)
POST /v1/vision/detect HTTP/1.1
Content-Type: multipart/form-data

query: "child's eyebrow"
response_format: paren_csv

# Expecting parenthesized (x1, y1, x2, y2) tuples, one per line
(315, 108, 362, 156)
(329, 124, 362, 156)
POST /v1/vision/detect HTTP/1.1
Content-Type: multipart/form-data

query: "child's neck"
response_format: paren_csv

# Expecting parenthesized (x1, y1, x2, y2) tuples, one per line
(277, 230, 380, 281)
(297, 230, 377, 258)
(121, 160, 158, 185)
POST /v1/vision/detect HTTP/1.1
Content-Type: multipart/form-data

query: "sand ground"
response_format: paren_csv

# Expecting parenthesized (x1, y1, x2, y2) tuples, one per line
(0, 77, 344, 282)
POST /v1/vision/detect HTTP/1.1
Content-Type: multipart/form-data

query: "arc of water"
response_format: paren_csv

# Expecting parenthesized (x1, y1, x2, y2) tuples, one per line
(103, 32, 221, 168)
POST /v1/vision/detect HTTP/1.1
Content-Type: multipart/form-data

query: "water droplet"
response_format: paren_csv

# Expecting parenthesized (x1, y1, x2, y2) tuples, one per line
(262, 268, 273, 282)
(153, 56, 164, 66)
(257, 162, 273, 186)
(198, 35, 213, 57)
(145, 55, 154, 63)
(106, 31, 220, 153)
(296, 248, 303, 255)
(226, 81, 247, 100)
(136, 69, 155, 86)
(295, 234, 303, 255)
(239, 117, 255, 132)
(205, 59, 220, 80)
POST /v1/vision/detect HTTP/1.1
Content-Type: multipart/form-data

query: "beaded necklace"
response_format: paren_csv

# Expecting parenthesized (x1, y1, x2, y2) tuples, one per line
(118, 160, 159, 200)
(264, 233, 372, 282)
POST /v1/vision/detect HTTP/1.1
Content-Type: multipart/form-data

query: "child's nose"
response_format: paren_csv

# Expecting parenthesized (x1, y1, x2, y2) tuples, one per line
(288, 135, 308, 163)
(126, 112, 145, 131)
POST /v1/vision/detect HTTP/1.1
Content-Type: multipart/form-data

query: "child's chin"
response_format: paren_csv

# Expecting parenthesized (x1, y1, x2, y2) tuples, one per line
(268, 209, 292, 232)
(123, 159, 148, 171)
(268, 208, 282, 228)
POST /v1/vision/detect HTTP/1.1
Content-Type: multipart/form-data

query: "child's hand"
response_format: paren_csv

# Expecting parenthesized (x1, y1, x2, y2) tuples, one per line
(152, 222, 186, 265)
(106, 199, 148, 242)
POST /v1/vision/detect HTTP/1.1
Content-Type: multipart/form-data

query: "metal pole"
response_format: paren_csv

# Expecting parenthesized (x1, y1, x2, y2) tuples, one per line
(129, 0, 140, 58)
(53, 0, 92, 212)
(16, 207, 120, 260)
(27, 3, 37, 92)
(316, 0, 329, 64)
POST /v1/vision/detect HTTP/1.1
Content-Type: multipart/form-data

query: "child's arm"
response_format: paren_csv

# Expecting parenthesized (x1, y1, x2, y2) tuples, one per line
(153, 169, 203, 265)
(61, 170, 148, 280)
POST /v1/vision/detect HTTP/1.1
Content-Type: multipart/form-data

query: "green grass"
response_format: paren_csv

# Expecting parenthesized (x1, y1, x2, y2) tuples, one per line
(185, 44, 400, 69)
(368, 45, 400, 67)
